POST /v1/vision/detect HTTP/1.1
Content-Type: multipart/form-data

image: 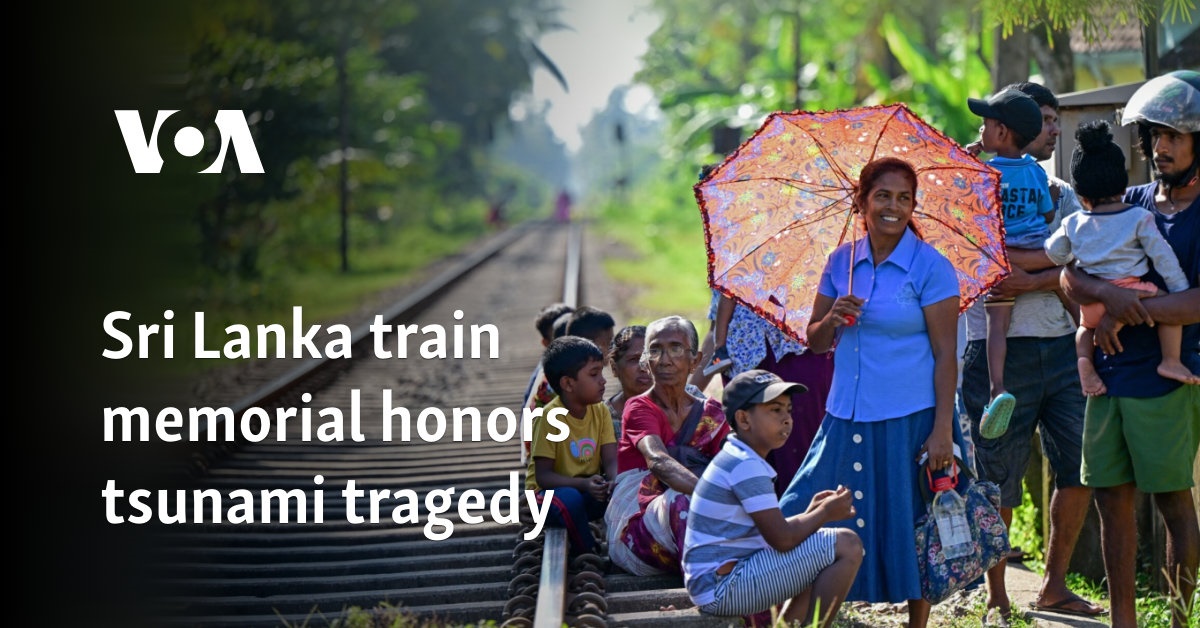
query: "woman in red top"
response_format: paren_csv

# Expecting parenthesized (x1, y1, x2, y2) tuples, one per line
(606, 315, 731, 575)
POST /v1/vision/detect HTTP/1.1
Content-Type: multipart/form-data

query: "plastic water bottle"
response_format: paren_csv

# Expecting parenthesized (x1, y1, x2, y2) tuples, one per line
(932, 484, 973, 559)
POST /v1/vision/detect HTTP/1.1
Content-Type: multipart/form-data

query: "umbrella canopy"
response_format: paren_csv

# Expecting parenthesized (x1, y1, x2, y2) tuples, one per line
(696, 103, 1009, 345)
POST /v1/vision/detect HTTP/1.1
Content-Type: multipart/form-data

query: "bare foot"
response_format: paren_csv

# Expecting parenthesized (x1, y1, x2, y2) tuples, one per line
(658, 604, 676, 612)
(985, 594, 1015, 627)
(1078, 359, 1107, 396)
(1158, 360, 1200, 385)
(983, 607, 1011, 627)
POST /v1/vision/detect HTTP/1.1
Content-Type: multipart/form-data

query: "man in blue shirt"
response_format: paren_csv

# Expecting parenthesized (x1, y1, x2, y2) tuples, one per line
(1062, 70, 1200, 628)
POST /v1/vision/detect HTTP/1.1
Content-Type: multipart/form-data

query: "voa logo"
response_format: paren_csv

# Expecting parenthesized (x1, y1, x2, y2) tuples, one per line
(114, 110, 265, 174)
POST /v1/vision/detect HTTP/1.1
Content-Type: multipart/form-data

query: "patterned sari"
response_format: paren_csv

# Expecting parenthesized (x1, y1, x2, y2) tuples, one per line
(606, 395, 729, 576)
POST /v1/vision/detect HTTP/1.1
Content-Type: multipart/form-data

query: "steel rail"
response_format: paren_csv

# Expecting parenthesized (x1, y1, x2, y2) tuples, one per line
(531, 218, 584, 628)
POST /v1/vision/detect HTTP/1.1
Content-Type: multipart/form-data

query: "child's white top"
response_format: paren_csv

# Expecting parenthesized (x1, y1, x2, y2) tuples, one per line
(1044, 204, 1190, 293)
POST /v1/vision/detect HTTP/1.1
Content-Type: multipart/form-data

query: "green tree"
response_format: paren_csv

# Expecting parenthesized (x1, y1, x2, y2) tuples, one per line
(984, 0, 1195, 43)
(985, 0, 1195, 92)
(635, 0, 993, 151)
(375, 0, 569, 194)
(181, 1, 427, 279)
(176, 0, 568, 308)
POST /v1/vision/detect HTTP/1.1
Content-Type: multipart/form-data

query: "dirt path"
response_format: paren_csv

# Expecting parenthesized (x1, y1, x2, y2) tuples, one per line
(833, 563, 1109, 627)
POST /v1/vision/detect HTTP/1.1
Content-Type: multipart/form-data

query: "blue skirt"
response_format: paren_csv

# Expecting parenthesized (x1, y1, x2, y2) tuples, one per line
(778, 407, 967, 603)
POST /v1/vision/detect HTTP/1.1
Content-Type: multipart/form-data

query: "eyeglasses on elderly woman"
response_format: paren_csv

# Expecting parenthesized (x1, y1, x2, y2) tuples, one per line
(645, 343, 694, 361)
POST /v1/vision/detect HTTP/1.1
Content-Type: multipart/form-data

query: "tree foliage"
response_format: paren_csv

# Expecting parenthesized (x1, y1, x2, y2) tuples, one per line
(984, 0, 1196, 43)
(172, 0, 568, 307)
(634, 0, 997, 153)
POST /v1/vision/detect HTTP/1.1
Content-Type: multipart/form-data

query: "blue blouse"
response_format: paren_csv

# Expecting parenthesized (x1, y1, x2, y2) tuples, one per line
(818, 228, 959, 422)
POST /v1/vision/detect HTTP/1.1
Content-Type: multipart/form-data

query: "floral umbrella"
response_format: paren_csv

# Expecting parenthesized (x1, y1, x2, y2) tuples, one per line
(695, 103, 1009, 345)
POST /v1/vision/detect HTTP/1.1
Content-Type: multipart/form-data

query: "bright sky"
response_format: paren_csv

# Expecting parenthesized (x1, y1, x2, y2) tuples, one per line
(527, 0, 661, 152)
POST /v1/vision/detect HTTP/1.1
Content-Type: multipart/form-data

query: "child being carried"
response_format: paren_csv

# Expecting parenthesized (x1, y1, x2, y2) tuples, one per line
(1045, 120, 1199, 395)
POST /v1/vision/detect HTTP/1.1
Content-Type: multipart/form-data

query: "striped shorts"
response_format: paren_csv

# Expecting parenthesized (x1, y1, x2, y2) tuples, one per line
(699, 528, 838, 616)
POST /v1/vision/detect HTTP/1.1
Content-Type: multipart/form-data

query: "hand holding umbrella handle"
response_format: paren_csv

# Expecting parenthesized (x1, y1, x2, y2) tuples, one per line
(831, 295, 864, 327)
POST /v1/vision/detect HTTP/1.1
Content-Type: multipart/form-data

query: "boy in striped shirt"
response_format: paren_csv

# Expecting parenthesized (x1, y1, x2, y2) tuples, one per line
(683, 370, 862, 627)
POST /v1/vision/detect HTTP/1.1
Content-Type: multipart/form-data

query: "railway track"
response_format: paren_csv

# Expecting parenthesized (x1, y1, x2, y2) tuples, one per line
(132, 219, 727, 628)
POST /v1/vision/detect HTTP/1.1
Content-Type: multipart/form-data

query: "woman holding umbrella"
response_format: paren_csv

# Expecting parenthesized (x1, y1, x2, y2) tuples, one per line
(777, 157, 966, 627)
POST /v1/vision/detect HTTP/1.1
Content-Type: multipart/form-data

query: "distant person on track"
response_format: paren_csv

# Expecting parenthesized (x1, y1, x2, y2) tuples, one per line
(487, 200, 506, 230)
(606, 315, 731, 576)
(526, 336, 619, 557)
(555, 189, 573, 223)
(684, 369, 861, 628)
(605, 325, 653, 441)
(488, 182, 516, 230)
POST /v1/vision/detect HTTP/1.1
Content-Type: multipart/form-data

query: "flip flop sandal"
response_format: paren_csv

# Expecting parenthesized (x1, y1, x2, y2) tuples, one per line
(1029, 594, 1109, 617)
(702, 345, 734, 377)
(980, 392, 1015, 439)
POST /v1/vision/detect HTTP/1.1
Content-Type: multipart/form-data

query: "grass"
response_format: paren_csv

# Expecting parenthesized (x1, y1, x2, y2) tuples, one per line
(1007, 481, 1046, 572)
(1063, 570, 1200, 628)
(278, 603, 501, 628)
(1005, 479, 1200, 627)
(592, 161, 713, 327)
(1058, 570, 1200, 628)
(288, 581, 1200, 628)
(1008, 489, 1199, 628)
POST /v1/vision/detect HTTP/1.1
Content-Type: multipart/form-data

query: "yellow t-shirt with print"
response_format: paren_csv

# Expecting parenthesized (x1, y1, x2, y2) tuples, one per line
(525, 396, 616, 491)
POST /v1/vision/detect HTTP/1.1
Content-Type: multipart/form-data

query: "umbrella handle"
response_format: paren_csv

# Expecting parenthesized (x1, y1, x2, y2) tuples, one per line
(845, 217, 857, 326)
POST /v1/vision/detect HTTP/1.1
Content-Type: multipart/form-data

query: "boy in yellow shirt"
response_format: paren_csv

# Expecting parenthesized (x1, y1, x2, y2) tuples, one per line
(521, 305, 615, 464)
(526, 335, 619, 556)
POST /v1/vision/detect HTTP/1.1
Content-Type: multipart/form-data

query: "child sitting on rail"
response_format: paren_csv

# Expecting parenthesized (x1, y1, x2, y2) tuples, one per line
(523, 306, 615, 464)
(520, 304, 574, 465)
(526, 335, 619, 557)
(524, 303, 574, 410)
(683, 370, 861, 628)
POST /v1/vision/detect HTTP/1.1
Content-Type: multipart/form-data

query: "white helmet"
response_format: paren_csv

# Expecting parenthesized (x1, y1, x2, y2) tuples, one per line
(1121, 70, 1200, 132)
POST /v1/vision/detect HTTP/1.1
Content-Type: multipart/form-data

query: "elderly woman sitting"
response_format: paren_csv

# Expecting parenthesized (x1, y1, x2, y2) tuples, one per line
(606, 315, 731, 576)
